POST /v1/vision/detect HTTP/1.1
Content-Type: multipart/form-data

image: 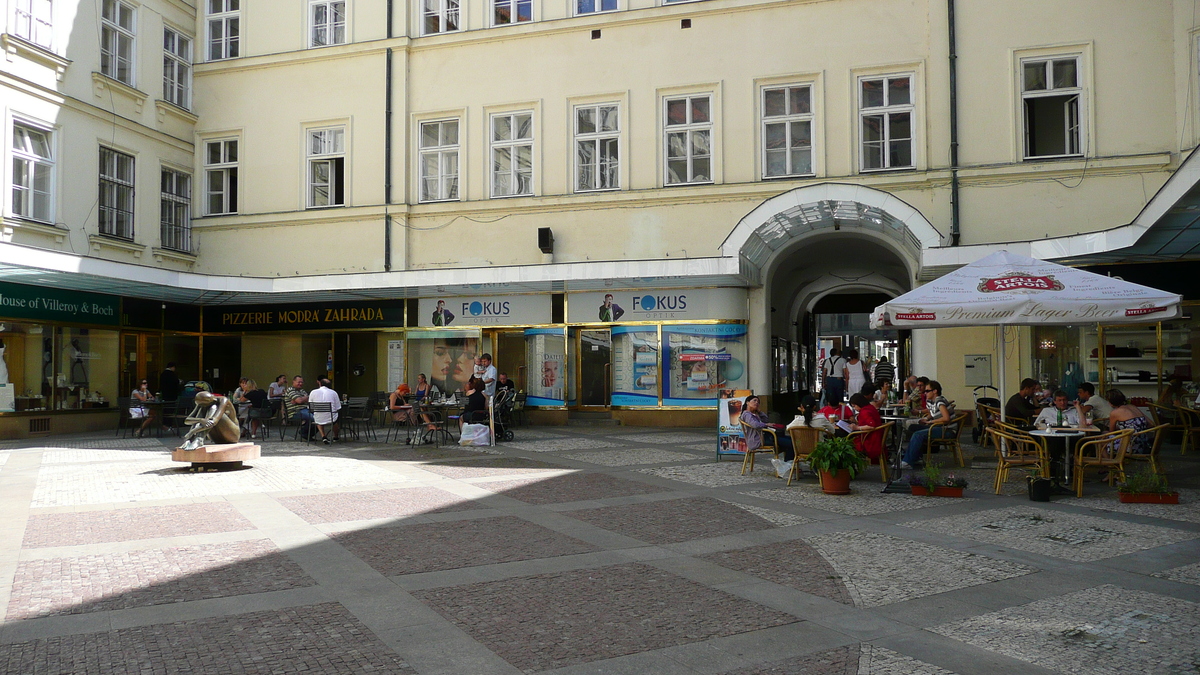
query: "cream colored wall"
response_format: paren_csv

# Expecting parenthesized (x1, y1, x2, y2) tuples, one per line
(932, 325, 1026, 415)
(240, 335, 303, 393)
(89, 331, 121, 402)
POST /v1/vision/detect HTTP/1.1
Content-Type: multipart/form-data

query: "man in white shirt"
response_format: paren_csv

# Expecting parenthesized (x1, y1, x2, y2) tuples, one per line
(1034, 390, 1080, 428)
(1076, 382, 1112, 422)
(479, 353, 498, 397)
(308, 378, 343, 445)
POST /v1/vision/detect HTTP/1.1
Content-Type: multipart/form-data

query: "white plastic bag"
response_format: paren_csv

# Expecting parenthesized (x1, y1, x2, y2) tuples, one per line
(459, 423, 492, 446)
(771, 458, 793, 479)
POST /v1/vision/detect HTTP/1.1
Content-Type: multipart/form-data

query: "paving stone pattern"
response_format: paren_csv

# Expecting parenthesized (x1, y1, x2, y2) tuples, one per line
(417, 456, 570, 478)
(22, 502, 255, 548)
(0, 602, 415, 674)
(638, 460, 785, 487)
(904, 505, 1200, 562)
(933, 585, 1200, 675)
(1152, 560, 1200, 587)
(1061, 487, 1200, 524)
(479, 471, 670, 505)
(720, 645, 859, 674)
(806, 530, 1036, 608)
(504, 437, 624, 452)
(413, 562, 797, 672)
(364, 444, 496, 461)
(855, 645, 960, 675)
(701, 539, 853, 605)
(618, 432, 716, 444)
(556, 447, 701, 466)
(277, 486, 477, 524)
(567, 497, 777, 544)
(7, 539, 315, 619)
(722, 501, 813, 527)
(334, 515, 598, 576)
(743, 485, 972, 517)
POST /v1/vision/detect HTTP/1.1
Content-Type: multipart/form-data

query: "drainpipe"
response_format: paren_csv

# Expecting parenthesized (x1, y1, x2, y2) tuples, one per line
(384, 46, 394, 271)
(948, 0, 961, 246)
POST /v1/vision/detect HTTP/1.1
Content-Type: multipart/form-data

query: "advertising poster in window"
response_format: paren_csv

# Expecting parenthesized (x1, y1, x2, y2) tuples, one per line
(791, 341, 802, 392)
(386, 340, 405, 392)
(524, 328, 565, 405)
(663, 324, 748, 406)
(611, 326, 658, 406)
(717, 389, 752, 460)
(418, 295, 550, 327)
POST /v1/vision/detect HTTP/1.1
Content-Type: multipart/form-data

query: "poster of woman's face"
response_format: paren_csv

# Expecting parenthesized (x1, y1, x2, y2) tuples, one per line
(431, 339, 453, 393)
(452, 339, 477, 390)
(429, 338, 479, 393)
(542, 360, 559, 387)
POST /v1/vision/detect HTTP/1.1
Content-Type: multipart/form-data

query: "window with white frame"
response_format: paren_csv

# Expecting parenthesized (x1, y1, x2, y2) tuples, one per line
(307, 127, 346, 208)
(204, 139, 238, 215)
(1021, 56, 1082, 159)
(11, 123, 53, 223)
(422, 0, 460, 35)
(207, 0, 240, 60)
(419, 120, 459, 202)
(576, 0, 615, 14)
(762, 85, 813, 178)
(100, 0, 135, 85)
(99, 147, 134, 239)
(160, 169, 191, 252)
(859, 74, 913, 171)
(162, 28, 191, 109)
(13, 0, 53, 49)
(491, 112, 532, 197)
(310, 0, 346, 46)
(493, 0, 531, 25)
(664, 95, 712, 185)
(575, 104, 619, 192)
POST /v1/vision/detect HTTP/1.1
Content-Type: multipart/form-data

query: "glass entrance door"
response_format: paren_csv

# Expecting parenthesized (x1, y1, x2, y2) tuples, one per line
(577, 329, 611, 408)
(120, 332, 162, 398)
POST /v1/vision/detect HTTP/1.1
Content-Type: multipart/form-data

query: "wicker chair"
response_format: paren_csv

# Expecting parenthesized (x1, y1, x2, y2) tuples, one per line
(1174, 406, 1200, 455)
(739, 420, 779, 476)
(1123, 423, 1168, 479)
(786, 425, 825, 486)
(1072, 428, 1134, 497)
(991, 428, 1045, 494)
(925, 412, 969, 467)
(846, 421, 895, 482)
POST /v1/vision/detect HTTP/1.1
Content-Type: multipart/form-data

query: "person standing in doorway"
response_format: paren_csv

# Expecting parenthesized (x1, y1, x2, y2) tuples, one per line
(822, 348, 845, 407)
(843, 349, 867, 405)
(872, 356, 895, 387)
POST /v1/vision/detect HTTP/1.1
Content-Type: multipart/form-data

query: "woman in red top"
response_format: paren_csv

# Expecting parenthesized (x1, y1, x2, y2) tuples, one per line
(848, 393, 885, 463)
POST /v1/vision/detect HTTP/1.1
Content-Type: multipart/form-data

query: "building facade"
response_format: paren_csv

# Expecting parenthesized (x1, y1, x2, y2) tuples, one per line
(0, 0, 1196, 433)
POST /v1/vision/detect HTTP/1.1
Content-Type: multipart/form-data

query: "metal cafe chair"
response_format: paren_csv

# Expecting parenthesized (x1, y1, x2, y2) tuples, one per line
(846, 421, 895, 483)
(925, 412, 970, 467)
(738, 421, 779, 476)
(991, 429, 1045, 494)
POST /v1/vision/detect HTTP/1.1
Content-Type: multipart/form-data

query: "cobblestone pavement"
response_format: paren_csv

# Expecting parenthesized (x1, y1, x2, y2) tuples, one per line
(0, 428, 1197, 674)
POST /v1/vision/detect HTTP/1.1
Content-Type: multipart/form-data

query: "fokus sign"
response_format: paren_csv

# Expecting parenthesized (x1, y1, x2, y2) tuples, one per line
(418, 295, 550, 327)
(567, 288, 747, 323)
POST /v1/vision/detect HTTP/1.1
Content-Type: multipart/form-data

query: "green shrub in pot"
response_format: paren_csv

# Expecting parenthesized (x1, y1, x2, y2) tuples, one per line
(808, 437, 867, 479)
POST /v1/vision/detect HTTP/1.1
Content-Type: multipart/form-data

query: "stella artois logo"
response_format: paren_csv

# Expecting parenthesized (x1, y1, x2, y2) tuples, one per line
(1126, 304, 1168, 317)
(895, 310, 936, 321)
(978, 272, 1064, 293)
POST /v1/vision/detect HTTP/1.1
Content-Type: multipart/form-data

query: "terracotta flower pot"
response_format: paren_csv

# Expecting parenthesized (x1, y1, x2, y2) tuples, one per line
(819, 469, 852, 495)
(1118, 492, 1179, 504)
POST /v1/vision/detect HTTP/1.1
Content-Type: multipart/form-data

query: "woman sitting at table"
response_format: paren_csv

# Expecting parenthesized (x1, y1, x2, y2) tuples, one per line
(130, 379, 156, 438)
(902, 380, 953, 469)
(391, 383, 438, 436)
(1106, 389, 1152, 454)
(238, 379, 268, 439)
(461, 377, 489, 427)
(739, 395, 793, 461)
(414, 373, 439, 400)
(874, 380, 892, 405)
(788, 395, 837, 436)
(848, 393, 885, 464)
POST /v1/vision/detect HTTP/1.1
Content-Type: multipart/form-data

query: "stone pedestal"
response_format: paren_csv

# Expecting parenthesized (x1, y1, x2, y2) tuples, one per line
(173, 442, 261, 471)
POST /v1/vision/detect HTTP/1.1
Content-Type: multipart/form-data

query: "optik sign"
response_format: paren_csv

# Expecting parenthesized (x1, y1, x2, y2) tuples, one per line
(632, 293, 688, 319)
(460, 300, 511, 325)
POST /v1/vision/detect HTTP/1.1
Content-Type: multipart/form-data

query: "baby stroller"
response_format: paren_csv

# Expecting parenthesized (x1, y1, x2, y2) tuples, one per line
(971, 385, 1001, 444)
(492, 389, 516, 442)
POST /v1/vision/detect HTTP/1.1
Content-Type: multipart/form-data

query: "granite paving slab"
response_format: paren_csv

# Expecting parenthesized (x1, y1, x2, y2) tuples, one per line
(413, 562, 797, 672)
(743, 485, 974, 517)
(638, 460, 784, 487)
(276, 486, 478, 524)
(932, 585, 1200, 675)
(1152, 561, 1200, 587)
(701, 539, 853, 605)
(367, 444, 499, 461)
(6, 539, 315, 619)
(617, 432, 716, 445)
(31, 455, 408, 507)
(478, 471, 671, 505)
(1061, 487, 1200, 524)
(719, 645, 858, 674)
(0, 602, 414, 674)
(903, 506, 1200, 562)
(22, 502, 255, 548)
(723, 502, 813, 528)
(806, 530, 1036, 608)
(950, 467, 1027, 497)
(334, 515, 598, 575)
(0, 438, 167, 450)
(567, 497, 776, 544)
(508, 429, 572, 440)
(418, 456, 570, 478)
(41, 448, 179, 464)
(556, 448, 700, 466)
(504, 437, 624, 452)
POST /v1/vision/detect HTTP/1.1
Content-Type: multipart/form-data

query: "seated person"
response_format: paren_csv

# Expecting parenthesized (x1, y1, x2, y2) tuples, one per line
(237, 379, 268, 439)
(460, 377, 489, 427)
(739, 395, 793, 460)
(1106, 388, 1153, 454)
(902, 380, 953, 469)
(389, 383, 413, 422)
(413, 374, 439, 400)
(818, 401, 855, 422)
(788, 395, 837, 436)
(873, 380, 892, 405)
(1034, 390, 1080, 428)
(1005, 378, 1041, 423)
(1077, 382, 1112, 424)
(847, 393, 885, 464)
(496, 372, 517, 395)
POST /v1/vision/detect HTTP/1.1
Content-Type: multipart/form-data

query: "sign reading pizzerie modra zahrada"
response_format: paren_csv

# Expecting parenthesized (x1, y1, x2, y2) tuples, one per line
(202, 300, 405, 331)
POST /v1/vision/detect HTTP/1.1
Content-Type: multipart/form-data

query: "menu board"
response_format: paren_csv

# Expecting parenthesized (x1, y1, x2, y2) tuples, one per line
(717, 389, 752, 460)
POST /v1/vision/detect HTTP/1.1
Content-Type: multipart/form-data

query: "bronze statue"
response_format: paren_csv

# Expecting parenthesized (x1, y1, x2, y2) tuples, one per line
(180, 391, 241, 450)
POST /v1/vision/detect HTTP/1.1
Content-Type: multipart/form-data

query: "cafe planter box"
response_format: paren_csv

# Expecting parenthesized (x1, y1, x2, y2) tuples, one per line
(910, 486, 964, 498)
(1118, 492, 1179, 504)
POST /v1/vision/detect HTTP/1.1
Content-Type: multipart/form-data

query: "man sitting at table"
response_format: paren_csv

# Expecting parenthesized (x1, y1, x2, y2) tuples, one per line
(1034, 390, 1080, 428)
(1077, 382, 1112, 425)
(1005, 378, 1041, 423)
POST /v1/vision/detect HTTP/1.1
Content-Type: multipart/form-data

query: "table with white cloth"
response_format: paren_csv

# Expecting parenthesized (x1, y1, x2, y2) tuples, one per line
(1029, 427, 1100, 492)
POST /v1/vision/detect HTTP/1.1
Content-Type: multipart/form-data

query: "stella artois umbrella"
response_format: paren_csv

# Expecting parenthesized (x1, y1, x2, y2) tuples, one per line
(871, 250, 1181, 408)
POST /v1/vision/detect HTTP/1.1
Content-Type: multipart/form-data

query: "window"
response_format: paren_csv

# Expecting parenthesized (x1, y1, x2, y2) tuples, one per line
(664, 95, 711, 185)
(310, 0, 346, 46)
(423, 0, 460, 35)
(11, 123, 53, 223)
(419, 120, 459, 202)
(162, 28, 191, 109)
(204, 139, 237, 215)
(207, 0, 240, 60)
(307, 127, 345, 208)
(761, 85, 813, 178)
(576, 0, 615, 14)
(575, 104, 619, 192)
(1022, 56, 1081, 159)
(493, 0, 531, 25)
(100, 0, 135, 85)
(13, 0, 53, 48)
(491, 112, 532, 197)
(160, 169, 191, 252)
(99, 147, 134, 239)
(859, 74, 913, 171)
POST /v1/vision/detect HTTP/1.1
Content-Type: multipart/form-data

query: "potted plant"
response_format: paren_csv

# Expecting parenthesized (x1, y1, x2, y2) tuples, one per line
(1027, 472, 1053, 502)
(808, 437, 867, 495)
(907, 464, 968, 497)
(1118, 469, 1179, 504)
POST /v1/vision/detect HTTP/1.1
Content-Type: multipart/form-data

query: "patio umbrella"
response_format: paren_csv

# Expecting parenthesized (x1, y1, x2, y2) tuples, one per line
(870, 250, 1181, 413)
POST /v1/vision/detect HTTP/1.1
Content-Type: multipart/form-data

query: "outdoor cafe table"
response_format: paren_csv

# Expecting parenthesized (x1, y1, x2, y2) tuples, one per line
(1029, 427, 1102, 493)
